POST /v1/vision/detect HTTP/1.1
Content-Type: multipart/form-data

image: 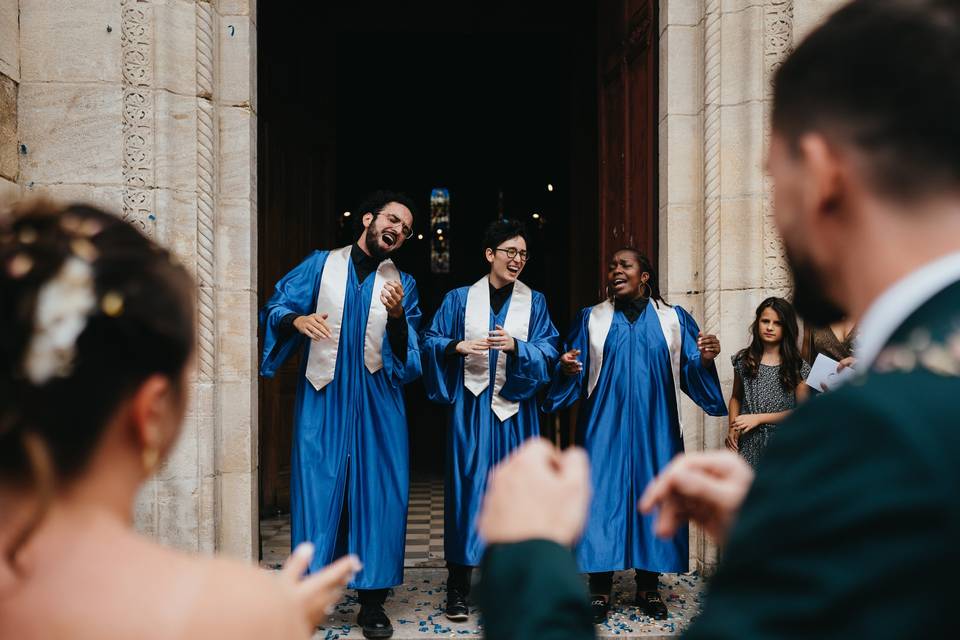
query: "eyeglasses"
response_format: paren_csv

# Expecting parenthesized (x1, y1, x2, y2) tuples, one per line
(495, 247, 529, 262)
(381, 212, 413, 239)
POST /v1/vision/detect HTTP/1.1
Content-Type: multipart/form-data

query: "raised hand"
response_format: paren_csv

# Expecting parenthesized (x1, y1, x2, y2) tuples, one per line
(697, 332, 721, 362)
(381, 281, 405, 319)
(639, 450, 754, 544)
(478, 439, 591, 548)
(279, 543, 362, 628)
(293, 313, 332, 341)
(560, 349, 583, 376)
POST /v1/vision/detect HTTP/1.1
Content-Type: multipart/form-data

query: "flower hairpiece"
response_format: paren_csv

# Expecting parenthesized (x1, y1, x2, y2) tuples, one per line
(23, 256, 96, 385)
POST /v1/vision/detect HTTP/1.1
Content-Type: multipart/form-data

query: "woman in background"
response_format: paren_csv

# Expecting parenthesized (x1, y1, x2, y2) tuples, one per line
(726, 297, 810, 467)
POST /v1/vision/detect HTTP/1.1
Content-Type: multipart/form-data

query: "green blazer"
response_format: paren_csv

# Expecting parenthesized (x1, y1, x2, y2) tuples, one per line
(477, 540, 595, 640)
(478, 280, 960, 639)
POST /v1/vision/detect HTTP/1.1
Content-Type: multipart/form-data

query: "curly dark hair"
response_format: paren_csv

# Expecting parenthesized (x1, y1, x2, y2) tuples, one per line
(610, 247, 669, 307)
(354, 190, 418, 234)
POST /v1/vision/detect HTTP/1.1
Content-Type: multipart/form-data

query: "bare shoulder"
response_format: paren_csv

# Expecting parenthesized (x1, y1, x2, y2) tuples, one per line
(115, 534, 309, 640)
(178, 554, 310, 640)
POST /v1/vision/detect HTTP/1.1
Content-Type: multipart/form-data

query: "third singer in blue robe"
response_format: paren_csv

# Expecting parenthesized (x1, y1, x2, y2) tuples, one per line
(421, 284, 559, 566)
(543, 301, 726, 576)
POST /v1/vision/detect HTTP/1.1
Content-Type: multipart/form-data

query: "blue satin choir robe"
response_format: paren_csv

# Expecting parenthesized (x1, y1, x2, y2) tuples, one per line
(260, 250, 423, 589)
(421, 287, 560, 566)
(542, 303, 727, 575)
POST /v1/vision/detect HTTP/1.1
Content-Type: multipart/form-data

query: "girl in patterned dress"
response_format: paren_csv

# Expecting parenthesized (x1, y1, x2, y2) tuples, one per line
(726, 297, 811, 467)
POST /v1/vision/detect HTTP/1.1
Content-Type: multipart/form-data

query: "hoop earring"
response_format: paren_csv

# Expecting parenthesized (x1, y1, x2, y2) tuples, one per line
(640, 282, 653, 300)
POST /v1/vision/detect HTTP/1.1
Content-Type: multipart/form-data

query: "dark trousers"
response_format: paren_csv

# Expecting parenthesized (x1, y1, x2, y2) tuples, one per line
(447, 562, 474, 596)
(588, 570, 660, 597)
(358, 588, 389, 607)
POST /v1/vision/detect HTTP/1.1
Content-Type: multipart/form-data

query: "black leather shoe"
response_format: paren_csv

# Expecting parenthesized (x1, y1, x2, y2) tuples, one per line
(445, 588, 469, 622)
(591, 596, 610, 624)
(358, 604, 394, 639)
(637, 590, 668, 620)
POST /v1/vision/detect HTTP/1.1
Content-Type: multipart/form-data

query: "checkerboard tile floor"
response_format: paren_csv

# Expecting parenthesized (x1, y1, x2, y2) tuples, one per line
(260, 474, 446, 569)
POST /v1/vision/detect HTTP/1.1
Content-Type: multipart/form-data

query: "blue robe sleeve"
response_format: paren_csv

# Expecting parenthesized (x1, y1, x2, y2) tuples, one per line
(541, 308, 591, 414)
(676, 305, 728, 416)
(500, 292, 560, 402)
(420, 290, 464, 405)
(380, 272, 423, 387)
(260, 251, 325, 378)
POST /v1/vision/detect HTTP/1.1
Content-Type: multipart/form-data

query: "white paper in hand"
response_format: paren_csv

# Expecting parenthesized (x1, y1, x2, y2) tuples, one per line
(805, 353, 856, 392)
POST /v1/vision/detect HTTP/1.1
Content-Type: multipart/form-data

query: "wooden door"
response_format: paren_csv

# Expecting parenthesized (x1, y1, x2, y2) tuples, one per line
(257, 11, 337, 516)
(597, 0, 657, 288)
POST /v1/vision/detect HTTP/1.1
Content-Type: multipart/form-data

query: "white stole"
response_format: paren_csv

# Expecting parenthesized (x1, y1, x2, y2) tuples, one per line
(304, 246, 401, 391)
(463, 277, 532, 421)
(587, 299, 685, 433)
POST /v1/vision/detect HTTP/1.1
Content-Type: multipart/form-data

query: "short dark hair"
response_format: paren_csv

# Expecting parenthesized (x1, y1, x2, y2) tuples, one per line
(355, 190, 417, 233)
(482, 218, 527, 253)
(773, 0, 960, 200)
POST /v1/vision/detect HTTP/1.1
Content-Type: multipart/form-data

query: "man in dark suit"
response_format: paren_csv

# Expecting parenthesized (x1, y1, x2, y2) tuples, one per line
(475, 1, 960, 637)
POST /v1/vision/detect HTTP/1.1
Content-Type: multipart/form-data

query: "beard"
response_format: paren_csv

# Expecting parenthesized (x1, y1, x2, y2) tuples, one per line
(786, 245, 846, 326)
(364, 224, 390, 260)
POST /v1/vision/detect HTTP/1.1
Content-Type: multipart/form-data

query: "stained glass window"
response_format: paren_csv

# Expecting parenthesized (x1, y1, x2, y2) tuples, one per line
(430, 188, 450, 273)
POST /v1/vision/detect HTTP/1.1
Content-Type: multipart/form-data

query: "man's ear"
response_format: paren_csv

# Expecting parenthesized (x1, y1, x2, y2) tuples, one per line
(798, 133, 847, 221)
(362, 212, 374, 229)
(485, 248, 495, 265)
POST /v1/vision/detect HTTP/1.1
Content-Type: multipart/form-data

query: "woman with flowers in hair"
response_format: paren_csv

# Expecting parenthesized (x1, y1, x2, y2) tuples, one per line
(0, 200, 358, 639)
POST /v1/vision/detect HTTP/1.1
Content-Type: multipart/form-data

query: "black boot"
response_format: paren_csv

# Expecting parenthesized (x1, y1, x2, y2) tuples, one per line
(635, 571, 667, 620)
(587, 572, 614, 624)
(445, 563, 472, 622)
(357, 589, 393, 639)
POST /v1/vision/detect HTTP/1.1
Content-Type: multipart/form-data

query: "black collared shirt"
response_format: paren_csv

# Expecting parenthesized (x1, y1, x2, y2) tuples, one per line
(615, 295, 649, 324)
(446, 281, 516, 357)
(280, 244, 408, 363)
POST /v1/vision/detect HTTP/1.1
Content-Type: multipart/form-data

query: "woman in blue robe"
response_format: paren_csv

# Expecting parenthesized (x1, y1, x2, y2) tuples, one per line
(543, 248, 726, 623)
(421, 219, 559, 622)
(260, 193, 422, 639)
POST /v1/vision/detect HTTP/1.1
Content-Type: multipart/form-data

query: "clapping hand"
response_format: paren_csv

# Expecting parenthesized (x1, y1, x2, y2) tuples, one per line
(639, 450, 754, 544)
(381, 281, 405, 319)
(560, 349, 583, 376)
(293, 313, 332, 341)
(487, 325, 516, 352)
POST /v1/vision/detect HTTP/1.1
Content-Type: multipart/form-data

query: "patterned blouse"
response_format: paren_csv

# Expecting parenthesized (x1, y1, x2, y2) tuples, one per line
(731, 353, 811, 468)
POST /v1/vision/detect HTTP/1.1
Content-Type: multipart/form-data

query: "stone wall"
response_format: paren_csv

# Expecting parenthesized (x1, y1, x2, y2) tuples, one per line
(0, 0, 18, 199)
(12, 0, 259, 560)
(2, 0, 847, 569)
(658, 0, 845, 572)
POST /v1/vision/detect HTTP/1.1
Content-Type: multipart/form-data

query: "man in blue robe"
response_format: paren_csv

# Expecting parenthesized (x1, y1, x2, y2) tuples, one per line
(542, 248, 726, 623)
(421, 219, 559, 622)
(260, 191, 422, 639)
